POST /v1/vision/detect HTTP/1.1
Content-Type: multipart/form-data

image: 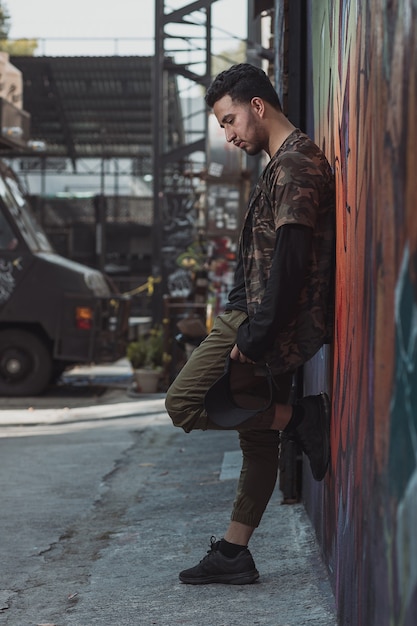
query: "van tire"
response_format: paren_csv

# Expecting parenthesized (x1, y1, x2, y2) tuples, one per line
(0, 329, 53, 396)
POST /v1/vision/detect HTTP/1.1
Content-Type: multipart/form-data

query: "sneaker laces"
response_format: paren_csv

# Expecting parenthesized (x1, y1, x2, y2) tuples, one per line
(200, 536, 220, 562)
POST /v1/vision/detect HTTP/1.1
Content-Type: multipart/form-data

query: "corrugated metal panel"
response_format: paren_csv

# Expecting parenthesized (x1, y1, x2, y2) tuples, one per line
(10, 56, 182, 160)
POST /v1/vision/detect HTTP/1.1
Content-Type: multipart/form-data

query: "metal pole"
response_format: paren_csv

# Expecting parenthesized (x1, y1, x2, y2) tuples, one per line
(41, 156, 46, 196)
(274, 0, 286, 106)
(100, 156, 105, 195)
(152, 0, 164, 324)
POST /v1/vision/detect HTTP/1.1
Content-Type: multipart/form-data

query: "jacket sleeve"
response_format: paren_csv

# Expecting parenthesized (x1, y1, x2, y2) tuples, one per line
(236, 223, 312, 362)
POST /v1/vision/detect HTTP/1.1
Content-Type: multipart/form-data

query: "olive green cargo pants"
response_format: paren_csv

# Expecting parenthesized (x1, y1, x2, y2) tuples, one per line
(165, 310, 292, 528)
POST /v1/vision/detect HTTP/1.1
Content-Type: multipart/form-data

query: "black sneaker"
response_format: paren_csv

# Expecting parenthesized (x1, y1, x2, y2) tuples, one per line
(291, 392, 331, 481)
(179, 537, 259, 585)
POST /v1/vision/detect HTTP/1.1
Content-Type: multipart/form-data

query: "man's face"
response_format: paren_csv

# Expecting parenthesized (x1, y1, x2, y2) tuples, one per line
(212, 94, 266, 156)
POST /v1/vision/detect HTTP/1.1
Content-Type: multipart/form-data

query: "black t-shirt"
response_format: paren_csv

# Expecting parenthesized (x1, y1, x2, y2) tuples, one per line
(225, 256, 247, 313)
(225, 223, 312, 362)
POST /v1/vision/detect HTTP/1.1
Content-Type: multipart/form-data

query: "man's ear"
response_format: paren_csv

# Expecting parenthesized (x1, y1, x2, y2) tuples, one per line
(250, 97, 265, 117)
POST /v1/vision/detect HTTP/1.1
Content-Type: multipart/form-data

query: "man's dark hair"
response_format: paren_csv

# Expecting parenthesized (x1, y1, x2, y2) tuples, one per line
(205, 63, 282, 111)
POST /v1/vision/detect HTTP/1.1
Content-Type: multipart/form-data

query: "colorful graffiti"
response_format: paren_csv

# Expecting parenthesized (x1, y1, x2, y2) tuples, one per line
(303, 1, 417, 625)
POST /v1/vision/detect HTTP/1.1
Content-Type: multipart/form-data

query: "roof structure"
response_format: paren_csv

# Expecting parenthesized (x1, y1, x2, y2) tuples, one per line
(10, 55, 183, 165)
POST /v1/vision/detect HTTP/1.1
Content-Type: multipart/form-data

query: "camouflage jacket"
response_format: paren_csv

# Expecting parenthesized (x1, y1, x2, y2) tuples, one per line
(240, 129, 335, 374)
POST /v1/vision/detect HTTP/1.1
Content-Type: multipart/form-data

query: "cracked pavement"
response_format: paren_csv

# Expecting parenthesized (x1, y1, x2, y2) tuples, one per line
(0, 377, 337, 626)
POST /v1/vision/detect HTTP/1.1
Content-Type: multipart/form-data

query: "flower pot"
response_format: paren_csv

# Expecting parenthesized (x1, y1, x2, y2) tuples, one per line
(133, 368, 161, 393)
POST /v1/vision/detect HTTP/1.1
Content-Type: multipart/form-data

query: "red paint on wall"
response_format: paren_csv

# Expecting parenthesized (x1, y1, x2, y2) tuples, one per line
(304, 1, 417, 625)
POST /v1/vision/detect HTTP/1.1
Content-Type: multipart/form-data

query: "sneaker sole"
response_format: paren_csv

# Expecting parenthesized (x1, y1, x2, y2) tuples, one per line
(179, 569, 260, 585)
(314, 392, 330, 481)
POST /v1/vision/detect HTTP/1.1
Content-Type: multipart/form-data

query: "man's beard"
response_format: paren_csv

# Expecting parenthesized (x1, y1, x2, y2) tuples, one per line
(243, 143, 263, 156)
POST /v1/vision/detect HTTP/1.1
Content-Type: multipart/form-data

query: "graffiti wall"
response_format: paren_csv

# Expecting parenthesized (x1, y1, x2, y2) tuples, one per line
(303, 1, 417, 625)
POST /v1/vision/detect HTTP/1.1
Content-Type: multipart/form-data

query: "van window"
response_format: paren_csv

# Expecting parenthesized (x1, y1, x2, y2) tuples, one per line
(0, 175, 53, 253)
(0, 208, 18, 250)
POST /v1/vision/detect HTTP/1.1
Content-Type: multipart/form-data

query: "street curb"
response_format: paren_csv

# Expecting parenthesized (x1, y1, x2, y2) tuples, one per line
(0, 396, 167, 427)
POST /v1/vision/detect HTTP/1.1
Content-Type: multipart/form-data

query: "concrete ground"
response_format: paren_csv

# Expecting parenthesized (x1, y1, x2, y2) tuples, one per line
(0, 360, 337, 626)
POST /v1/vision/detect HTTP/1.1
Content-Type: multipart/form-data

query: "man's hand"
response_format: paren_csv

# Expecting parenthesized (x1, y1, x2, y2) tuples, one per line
(230, 344, 255, 364)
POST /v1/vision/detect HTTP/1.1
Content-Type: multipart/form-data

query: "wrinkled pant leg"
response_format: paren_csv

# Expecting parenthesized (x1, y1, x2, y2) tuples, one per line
(166, 310, 292, 528)
(231, 373, 292, 527)
(165, 310, 247, 432)
(231, 429, 281, 527)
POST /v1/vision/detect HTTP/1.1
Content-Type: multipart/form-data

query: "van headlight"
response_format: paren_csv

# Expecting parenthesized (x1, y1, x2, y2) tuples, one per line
(84, 271, 110, 297)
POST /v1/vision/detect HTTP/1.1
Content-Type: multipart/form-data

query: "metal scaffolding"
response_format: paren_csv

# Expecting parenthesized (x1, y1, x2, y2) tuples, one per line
(152, 0, 219, 320)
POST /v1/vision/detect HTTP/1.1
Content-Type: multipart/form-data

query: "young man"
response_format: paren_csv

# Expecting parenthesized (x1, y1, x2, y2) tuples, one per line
(165, 63, 335, 585)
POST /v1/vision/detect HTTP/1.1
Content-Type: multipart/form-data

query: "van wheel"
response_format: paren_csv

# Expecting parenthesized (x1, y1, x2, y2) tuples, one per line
(0, 330, 52, 396)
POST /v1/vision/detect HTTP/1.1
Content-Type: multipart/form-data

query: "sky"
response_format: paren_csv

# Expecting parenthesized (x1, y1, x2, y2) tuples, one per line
(7, 0, 247, 57)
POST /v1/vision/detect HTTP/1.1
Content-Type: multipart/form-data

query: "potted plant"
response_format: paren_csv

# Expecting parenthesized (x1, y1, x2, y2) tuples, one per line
(127, 327, 168, 393)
